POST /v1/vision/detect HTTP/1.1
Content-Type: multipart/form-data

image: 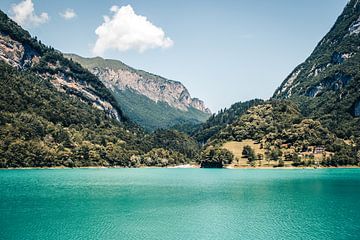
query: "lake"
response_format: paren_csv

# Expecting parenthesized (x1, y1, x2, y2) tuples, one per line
(1, 168, 360, 240)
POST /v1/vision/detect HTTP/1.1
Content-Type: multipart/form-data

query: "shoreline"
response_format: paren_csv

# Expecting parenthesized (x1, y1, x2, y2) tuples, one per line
(225, 166, 360, 169)
(1, 165, 359, 170)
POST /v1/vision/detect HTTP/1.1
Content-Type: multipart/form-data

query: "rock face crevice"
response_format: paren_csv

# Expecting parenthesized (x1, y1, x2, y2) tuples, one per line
(305, 73, 352, 97)
(349, 16, 360, 35)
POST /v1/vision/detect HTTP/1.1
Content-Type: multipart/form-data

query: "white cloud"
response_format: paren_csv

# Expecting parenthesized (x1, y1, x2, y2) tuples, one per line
(92, 5, 173, 55)
(11, 0, 49, 27)
(60, 8, 77, 20)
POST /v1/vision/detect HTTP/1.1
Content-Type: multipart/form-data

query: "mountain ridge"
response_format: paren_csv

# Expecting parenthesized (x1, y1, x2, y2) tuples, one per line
(65, 53, 211, 130)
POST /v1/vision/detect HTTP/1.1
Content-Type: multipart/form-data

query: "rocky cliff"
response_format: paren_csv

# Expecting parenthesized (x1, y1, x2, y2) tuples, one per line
(0, 10, 123, 121)
(65, 54, 210, 113)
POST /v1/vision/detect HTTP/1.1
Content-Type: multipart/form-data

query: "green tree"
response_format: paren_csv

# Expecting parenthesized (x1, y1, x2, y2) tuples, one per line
(270, 148, 283, 161)
(242, 145, 256, 162)
(200, 147, 234, 168)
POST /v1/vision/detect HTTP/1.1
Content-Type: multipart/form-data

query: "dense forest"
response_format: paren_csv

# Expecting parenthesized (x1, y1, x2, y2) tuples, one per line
(0, 62, 202, 167)
(190, 99, 264, 143)
(203, 100, 359, 167)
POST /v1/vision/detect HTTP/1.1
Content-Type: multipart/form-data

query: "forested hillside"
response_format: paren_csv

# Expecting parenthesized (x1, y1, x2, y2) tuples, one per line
(0, 61, 202, 167)
(202, 101, 359, 167)
(0, 10, 125, 122)
(0, 10, 200, 168)
(191, 99, 263, 143)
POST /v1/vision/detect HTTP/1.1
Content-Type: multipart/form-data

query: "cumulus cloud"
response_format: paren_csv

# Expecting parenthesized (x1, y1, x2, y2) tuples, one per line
(11, 0, 49, 27)
(92, 5, 173, 55)
(60, 9, 77, 20)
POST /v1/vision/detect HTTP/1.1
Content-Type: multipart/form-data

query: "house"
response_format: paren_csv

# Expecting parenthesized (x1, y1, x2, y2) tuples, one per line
(314, 146, 325, 154)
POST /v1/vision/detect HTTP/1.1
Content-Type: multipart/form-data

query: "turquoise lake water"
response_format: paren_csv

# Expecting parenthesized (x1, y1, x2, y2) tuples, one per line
(1, 169, 360, 240)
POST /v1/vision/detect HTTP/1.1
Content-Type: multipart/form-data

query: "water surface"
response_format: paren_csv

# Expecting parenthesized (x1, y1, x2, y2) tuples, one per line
(1, 169, 359, 239)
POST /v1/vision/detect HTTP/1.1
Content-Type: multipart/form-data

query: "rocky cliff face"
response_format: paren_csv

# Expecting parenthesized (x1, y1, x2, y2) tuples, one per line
(273, 0, 360, 137)
(0, 34, 39, 69)
(0, 12, 123, 121)
(65, 54, 211, 114)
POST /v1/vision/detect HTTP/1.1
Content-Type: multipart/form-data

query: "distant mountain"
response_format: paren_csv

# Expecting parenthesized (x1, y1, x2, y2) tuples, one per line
(64, 54, 211, 131)
(273, 0, 360, 138)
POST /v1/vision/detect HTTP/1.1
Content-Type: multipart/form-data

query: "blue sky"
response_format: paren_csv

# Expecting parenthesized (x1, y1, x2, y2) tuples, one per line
(0, 0, 348, 112)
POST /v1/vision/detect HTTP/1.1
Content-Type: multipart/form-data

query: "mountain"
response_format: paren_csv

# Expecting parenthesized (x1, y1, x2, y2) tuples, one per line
(64, 54, 211, 131)
(0, 10, 200, 168)
(195, 1, 360, 167)
(0, 12, 126, 123)
(273, 0, 360, 138)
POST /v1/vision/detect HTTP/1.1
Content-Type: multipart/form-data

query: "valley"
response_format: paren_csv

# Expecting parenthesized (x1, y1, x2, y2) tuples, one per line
(0, 0, 360, 169)
(1, 1, 360, 240)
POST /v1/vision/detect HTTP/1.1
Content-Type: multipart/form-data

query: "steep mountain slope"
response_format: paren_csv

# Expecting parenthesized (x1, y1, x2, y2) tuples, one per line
(0, 11, 125, 122)
(0, 61, 201, 168)
(0, 61, 141, 167)
(64, 54, 211, 131)
(273, 0, 360, 138)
